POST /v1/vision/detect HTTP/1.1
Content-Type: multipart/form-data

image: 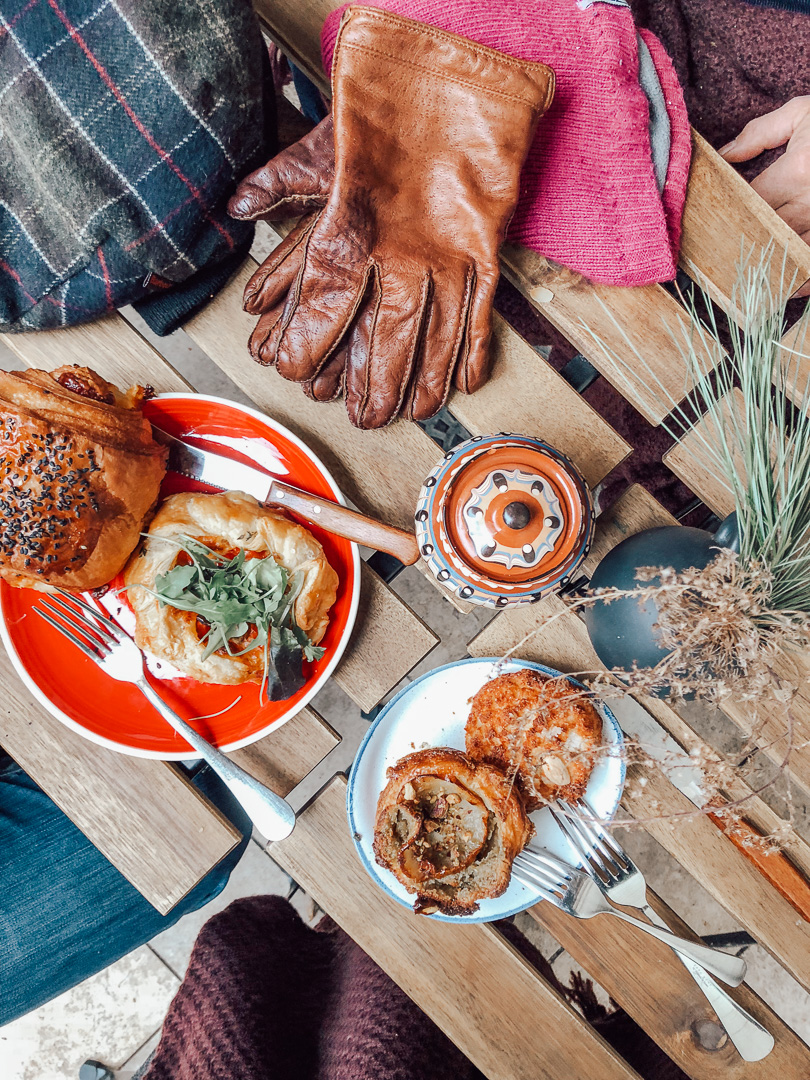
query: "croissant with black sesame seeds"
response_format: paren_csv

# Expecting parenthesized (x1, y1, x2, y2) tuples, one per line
(0, 366, 166, 591)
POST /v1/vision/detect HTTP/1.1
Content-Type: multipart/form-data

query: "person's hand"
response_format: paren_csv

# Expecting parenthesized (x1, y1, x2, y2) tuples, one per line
(720, 96, 810, 296)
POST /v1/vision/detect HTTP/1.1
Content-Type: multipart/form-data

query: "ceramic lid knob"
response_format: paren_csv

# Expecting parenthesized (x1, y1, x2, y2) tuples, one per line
(502, 501, 532, 530)
(414, 433, 594, 608)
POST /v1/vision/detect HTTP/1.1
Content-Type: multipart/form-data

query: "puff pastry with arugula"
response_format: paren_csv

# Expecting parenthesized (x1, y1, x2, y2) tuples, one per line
(123, 490, 338, 700)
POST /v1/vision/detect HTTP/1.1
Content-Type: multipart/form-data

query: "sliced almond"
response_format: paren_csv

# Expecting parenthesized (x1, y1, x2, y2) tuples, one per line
(540, 754, 571, 787)
(402, 781, 416, 801)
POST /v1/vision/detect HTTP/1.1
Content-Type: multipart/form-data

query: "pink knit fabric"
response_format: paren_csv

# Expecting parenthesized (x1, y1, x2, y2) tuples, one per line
(321, 1, 691, 286)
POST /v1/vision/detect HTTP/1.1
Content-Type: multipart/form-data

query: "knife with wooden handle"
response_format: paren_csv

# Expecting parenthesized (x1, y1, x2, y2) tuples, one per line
(153, 427, 420, 566)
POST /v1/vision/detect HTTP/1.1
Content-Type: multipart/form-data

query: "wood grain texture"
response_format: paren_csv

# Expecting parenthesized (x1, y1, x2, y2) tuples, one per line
(779, 313, 810, 413)
(184, 260, 439, 534)
(446, 312, 630, 489)
(679, 132, 810, 322)
(1, 313, 191, 393)
(0, 647, 239, 914)
(228, 705, 339, 794)
(663, 390, 742, 517)
(272, 775, 641, 1080)
(330, 562, 439, 711)
(468, 486, 810, 992)
(499, 244, 705, 425)
(661, 406, 810, 799)
(530, 892, 810, 1080)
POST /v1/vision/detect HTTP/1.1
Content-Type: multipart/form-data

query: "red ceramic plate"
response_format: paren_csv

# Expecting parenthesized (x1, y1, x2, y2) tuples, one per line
(0, 394, 360, 759)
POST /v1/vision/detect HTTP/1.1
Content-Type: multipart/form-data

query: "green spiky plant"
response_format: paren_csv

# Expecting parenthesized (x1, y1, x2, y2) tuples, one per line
(574, 247, 810, 699)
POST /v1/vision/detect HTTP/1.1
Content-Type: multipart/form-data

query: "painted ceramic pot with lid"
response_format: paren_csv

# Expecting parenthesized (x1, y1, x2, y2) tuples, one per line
(415, 433, 594, 607)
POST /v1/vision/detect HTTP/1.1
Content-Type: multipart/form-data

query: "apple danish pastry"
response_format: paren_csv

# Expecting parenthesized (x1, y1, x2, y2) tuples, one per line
(373, 747, 532, 916)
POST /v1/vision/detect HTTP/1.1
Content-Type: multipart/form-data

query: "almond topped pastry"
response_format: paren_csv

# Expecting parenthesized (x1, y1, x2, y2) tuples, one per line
(465, 668, 602, 812)
(0, 365, 166, 591)
(373, 747, 532, 916)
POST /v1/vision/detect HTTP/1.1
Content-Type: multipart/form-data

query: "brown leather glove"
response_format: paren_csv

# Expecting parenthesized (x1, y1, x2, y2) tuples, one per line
(234, 6, 554, 429)
(228, 118, 345, 403)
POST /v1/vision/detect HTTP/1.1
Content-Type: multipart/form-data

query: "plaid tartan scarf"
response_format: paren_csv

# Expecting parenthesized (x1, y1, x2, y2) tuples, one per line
(0, 0, 270, 332)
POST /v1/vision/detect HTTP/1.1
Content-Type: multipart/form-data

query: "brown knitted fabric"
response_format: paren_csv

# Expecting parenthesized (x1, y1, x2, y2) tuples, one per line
(142, 896, 687, 1080)
(629, 0, 810, 169)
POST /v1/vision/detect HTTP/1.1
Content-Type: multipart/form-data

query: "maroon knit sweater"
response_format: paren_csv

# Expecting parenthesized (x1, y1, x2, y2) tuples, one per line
(142, 896, 689, 1080)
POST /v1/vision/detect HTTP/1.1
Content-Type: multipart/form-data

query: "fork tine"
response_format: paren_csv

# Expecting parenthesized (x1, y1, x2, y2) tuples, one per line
(558, 799, 626, 873)
(46, 595, 116, 647)
(517, 849, 570, 887)
(39, 599, 112, 655)
(53, 590, 123, 641)
(550, 804, 611, 881)
(36, 608, 105, 662)
(575, 797, 628, 867)
(513, 859, 565, 899)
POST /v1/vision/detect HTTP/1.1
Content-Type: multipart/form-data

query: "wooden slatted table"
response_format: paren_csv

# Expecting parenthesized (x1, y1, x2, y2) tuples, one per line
(2, 2, 810, 1076)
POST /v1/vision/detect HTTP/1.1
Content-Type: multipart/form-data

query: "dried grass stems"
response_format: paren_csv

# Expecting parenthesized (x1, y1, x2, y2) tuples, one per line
(489, 250, 810, 849)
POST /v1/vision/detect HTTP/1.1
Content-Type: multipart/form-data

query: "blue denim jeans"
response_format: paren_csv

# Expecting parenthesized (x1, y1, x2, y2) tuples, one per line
(0, 754, 251, 1026)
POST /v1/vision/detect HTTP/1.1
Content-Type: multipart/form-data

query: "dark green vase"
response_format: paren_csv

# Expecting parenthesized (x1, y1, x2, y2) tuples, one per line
(583, 513, 739, 674)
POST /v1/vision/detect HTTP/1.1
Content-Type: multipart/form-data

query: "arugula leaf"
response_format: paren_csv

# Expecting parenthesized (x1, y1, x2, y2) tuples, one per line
(148, 536, 325, 702)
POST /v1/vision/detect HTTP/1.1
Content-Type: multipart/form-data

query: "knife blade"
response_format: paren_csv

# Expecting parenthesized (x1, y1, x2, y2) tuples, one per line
(610, 694, 810, 922)
(152, 426, 421, 566)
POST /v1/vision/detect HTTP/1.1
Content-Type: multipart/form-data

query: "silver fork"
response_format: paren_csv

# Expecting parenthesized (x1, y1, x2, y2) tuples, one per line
(513, 846, 746, 987)
(551, 798, 774, 1062)
(35, 593, 296, 842)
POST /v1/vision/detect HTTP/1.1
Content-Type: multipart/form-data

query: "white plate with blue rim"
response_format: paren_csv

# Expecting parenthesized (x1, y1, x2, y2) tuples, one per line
(347, 657, 626, 923)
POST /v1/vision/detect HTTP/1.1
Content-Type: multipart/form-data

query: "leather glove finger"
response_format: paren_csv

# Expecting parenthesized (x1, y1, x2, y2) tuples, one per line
(228, 115, 335, 221)
(343, 266, 432, 430)
(243, 214, 317, 315)
(248, 304, 287, 366)
(404, 268, 475, 423)
(274, 242, 373, 385)
(303, 344, 347, 402)
(452, 269, 499, 396)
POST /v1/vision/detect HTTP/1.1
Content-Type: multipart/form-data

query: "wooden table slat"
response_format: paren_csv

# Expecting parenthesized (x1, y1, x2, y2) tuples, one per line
(446, 312, 630, 489)
(679, 132, 810, 322)
(531, 890, 810, 1080)
(331, 562, 439, 711)
(662, 403, 810, 802)
(499, 244, 707, 425)
(2, 313, 192, 394)
(468, 487, 810, 992)
(662, 390, 741, 518)
(272, 775, 642, 1080)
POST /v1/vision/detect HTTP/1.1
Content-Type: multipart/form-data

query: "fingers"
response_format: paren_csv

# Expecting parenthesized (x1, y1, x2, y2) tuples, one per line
(344, 266, 432, 429)
(243, 214, 316, 315)
(228, 115, 335, 221)
(453, 269, 497, 396)
(749, 152, 810, 211)
(406, 268, 474, 422)
(274, 234, 372, 384)
(720, 96, 810, 162)
(248, 304, 286, 366)
(304, 345, 347, 401)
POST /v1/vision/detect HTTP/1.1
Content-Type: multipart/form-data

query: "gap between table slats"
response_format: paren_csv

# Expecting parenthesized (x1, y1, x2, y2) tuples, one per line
(468, 485, 810, 996)
(271, 774, 642, 1080)
(663, 401, 810, 804)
